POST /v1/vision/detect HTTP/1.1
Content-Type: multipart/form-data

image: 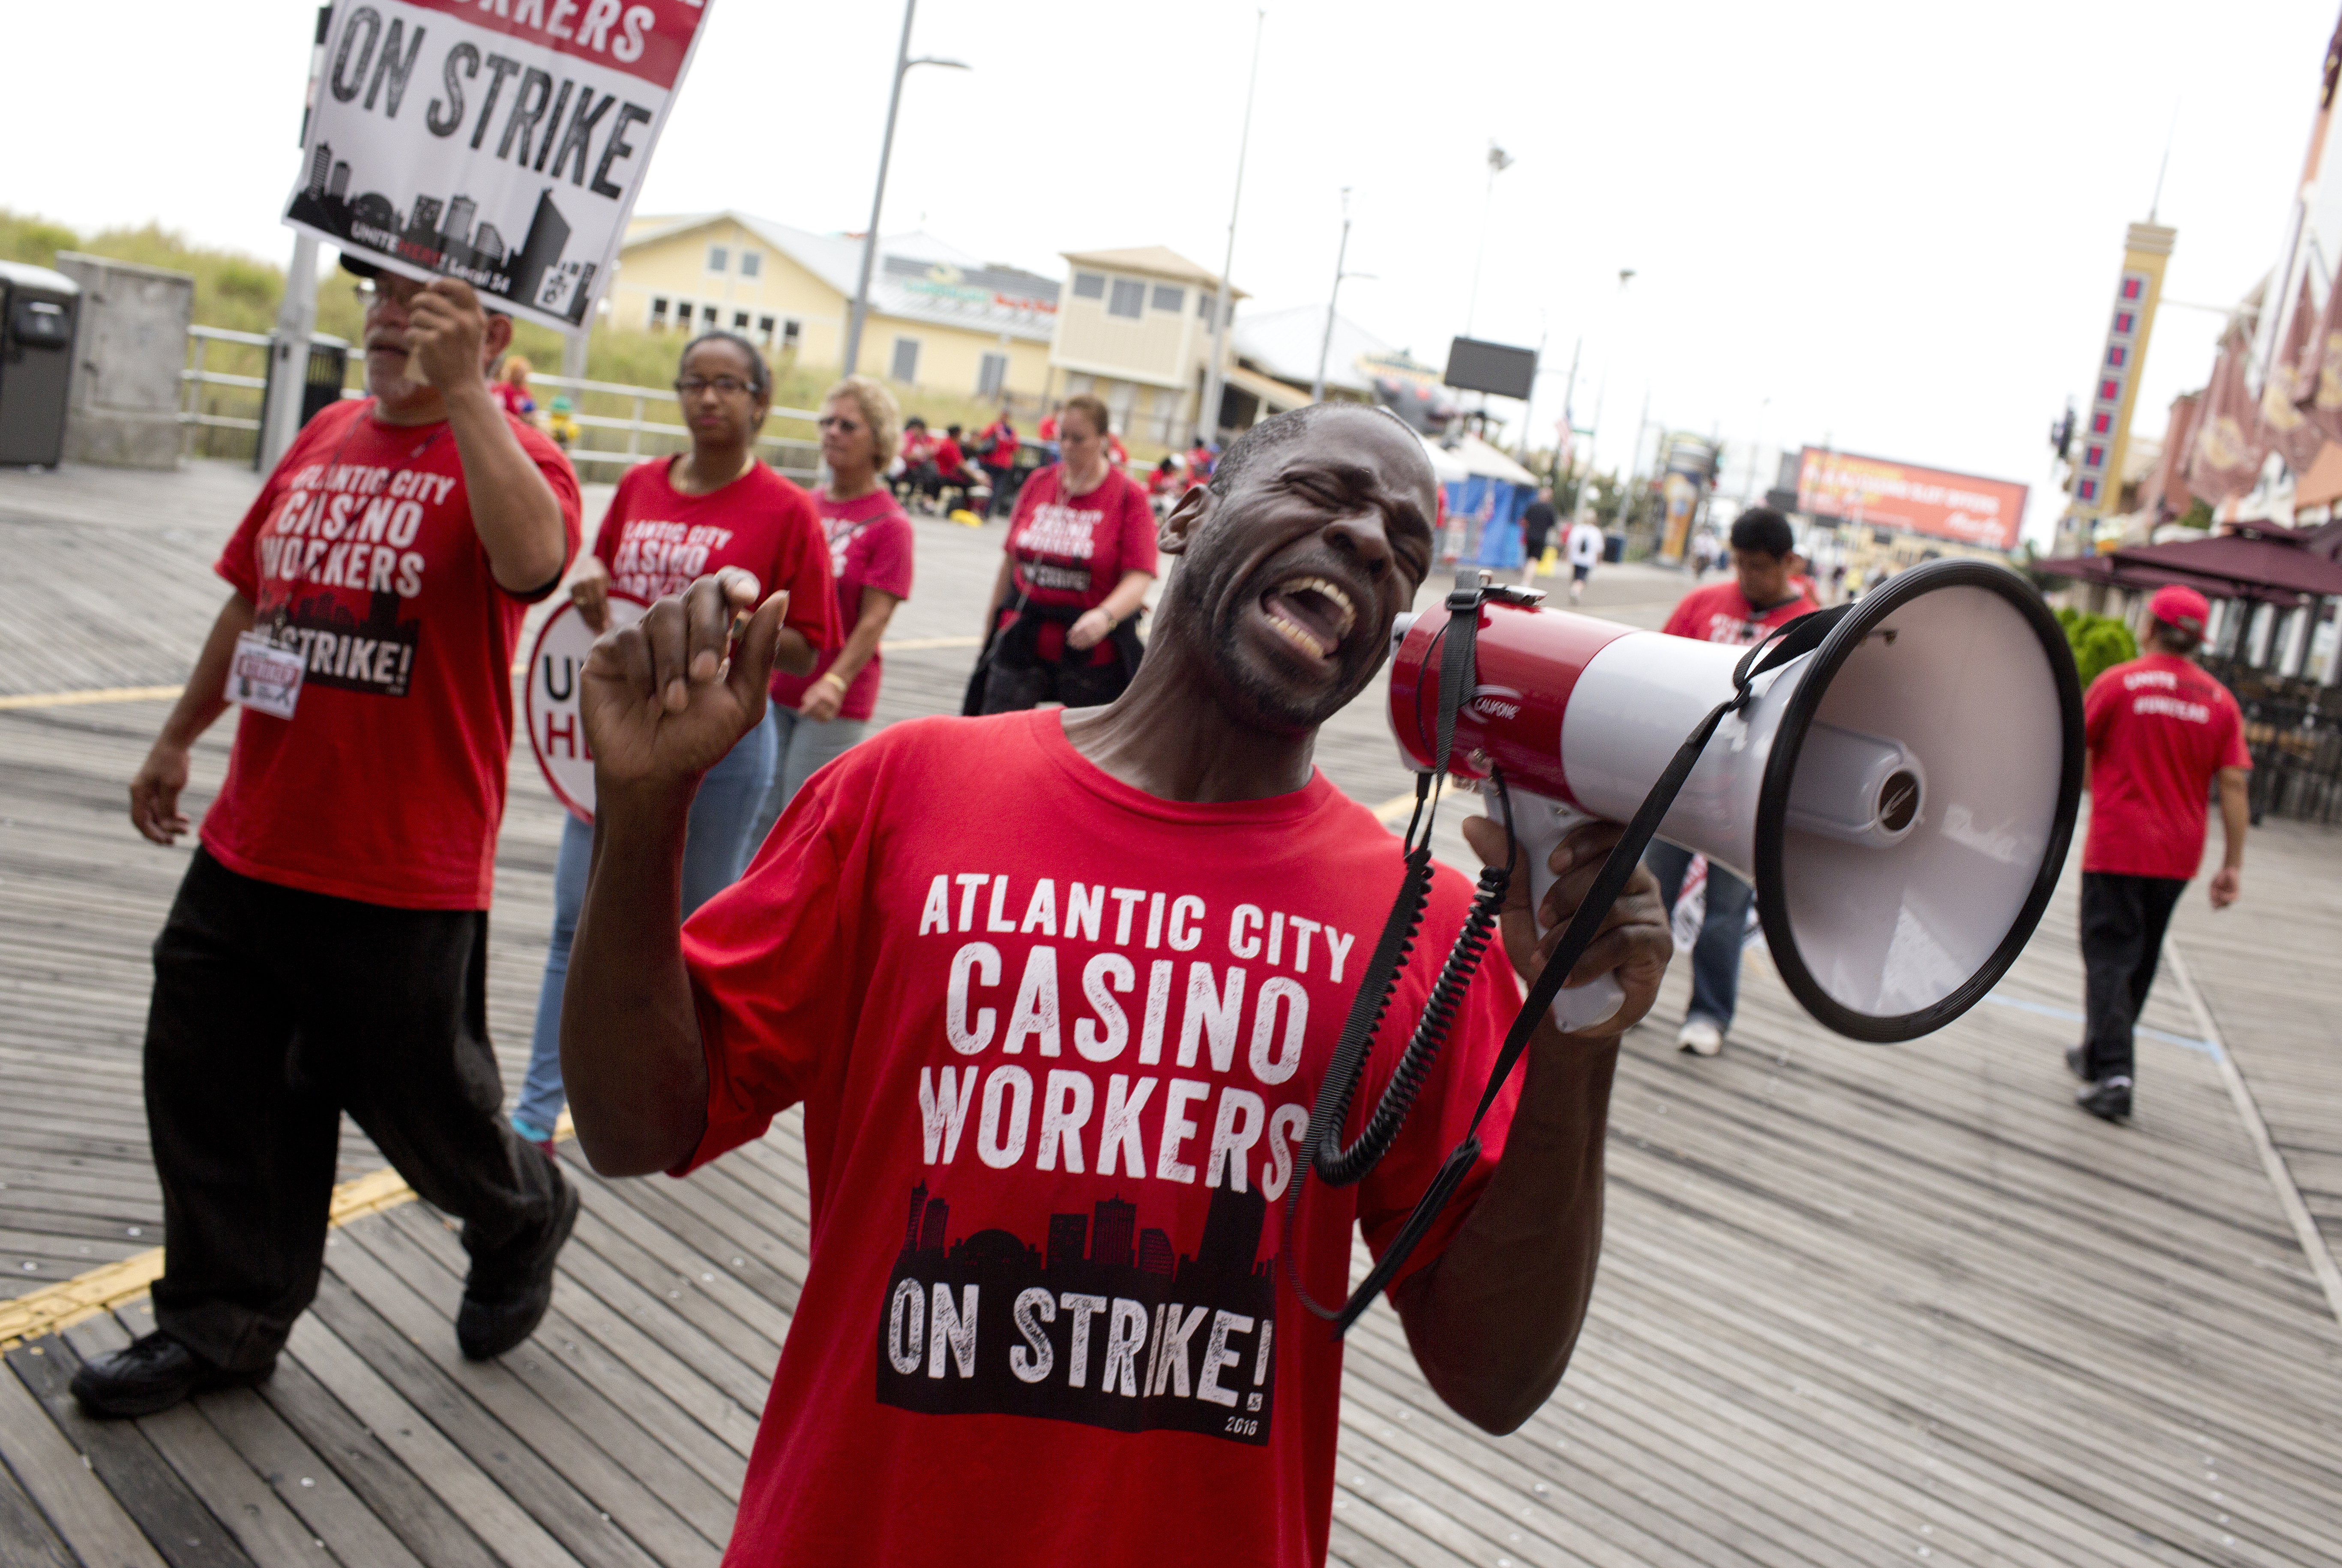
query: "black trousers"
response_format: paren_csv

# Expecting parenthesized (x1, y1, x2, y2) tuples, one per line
(144, 849, 561, 1371)
(2078, 871, 2188, 1083)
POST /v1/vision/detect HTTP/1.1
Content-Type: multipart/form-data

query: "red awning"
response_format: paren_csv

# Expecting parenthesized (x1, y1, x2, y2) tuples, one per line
(2111, 528, 2342, 598)
(2031, 550, 2299, 606)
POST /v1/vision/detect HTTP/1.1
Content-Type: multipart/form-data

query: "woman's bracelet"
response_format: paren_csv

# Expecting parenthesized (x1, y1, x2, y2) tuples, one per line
(814, 670, 848, 692)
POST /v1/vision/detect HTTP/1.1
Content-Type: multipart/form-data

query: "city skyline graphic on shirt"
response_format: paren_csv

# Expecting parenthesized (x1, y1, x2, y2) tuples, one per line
(279, 587, 422, 699)
(877, 1179, 1279, 1445)
(286, 140, 598, 324)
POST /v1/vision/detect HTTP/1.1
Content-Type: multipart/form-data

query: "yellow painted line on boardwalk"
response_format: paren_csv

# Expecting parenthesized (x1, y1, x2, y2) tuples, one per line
(874, 634, 982, 652)
(0, 1116, 572, 1350)
(3, 637, 984, 715)
(1371, 791, 1420, 825)
(0, 684, 185, 712)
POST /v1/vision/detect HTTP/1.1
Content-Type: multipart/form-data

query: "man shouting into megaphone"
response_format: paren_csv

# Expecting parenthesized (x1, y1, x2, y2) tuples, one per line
(563, 402, 1672, 1567)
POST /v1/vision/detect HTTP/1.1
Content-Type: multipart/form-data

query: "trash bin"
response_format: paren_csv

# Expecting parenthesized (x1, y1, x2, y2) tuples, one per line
(254, 334, 350, 469)
(1603, 532, 1625, 564)
(0, 260, 83, 468)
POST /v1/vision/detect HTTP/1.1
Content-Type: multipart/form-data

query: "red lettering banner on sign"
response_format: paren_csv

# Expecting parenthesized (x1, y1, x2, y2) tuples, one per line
(397, 0, 702, 90)
(1795, 449, 2028, 552)
(284, 0, 713, 332)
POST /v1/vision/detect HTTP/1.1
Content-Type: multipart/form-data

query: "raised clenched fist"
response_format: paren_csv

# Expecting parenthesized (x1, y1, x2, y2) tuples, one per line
(581, 568, 786, 797)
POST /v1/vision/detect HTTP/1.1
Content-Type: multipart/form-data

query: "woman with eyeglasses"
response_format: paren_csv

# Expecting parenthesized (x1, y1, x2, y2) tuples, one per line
(752, 376, 916, 842)
(511, 330, 838, 1155)
(968, 392, 1154, 713)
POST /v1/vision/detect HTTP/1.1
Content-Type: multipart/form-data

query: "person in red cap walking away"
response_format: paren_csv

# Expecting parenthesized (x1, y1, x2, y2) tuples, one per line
(2070, 584, 2250, 1121)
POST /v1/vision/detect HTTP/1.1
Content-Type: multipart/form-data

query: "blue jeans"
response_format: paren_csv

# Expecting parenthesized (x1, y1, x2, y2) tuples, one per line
(745, 707, 871, 851)
(1644, 840, 1755, 1033)
(511, 706, 778, 1142)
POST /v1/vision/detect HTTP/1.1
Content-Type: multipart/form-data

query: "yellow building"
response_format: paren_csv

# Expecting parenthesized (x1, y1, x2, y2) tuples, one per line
(1047, 247, 1247, 447)
(612, 211, 1059, 402)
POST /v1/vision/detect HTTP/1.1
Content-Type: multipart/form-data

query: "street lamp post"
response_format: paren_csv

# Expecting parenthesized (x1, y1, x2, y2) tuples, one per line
(1463, 141, 1515, 338)
(1197, 6, 1267, 449)
(1310, 189, 1374, 404)
(842, 0, 968, 377)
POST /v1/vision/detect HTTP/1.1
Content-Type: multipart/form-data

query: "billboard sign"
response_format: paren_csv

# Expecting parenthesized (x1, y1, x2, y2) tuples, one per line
(285, 0, 714, 332)
(1795, 449, 2028, 551)
(1442, 336, 1537, 401)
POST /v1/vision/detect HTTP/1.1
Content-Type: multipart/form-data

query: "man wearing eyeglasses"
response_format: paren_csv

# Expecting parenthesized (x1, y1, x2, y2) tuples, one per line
(74, 261, 584, 1419)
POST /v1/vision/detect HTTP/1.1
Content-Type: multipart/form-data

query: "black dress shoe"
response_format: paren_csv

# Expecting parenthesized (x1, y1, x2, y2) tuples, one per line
(2076, 1075, 2134, 1122)
(2064, 1045, 2091, 1081)
(68, 1331, 272, 1419)
(457, 1173, 580, 1361)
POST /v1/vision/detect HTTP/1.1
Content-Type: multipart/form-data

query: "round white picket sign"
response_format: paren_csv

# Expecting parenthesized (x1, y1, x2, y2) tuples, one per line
(525, 592, 646, 823)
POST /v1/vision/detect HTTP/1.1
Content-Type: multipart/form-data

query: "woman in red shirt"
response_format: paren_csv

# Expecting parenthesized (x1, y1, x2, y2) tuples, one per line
(513, 332, 839, 1150)
(755, 375, 917, 841)
(970, 392, 1155, 712)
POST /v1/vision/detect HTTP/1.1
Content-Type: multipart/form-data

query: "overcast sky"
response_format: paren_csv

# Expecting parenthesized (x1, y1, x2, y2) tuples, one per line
(11, 0, 2339, 542)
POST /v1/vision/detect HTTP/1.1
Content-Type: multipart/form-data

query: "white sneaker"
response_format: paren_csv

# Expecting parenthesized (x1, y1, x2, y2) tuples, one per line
(1675, 1018, 1723, 1056)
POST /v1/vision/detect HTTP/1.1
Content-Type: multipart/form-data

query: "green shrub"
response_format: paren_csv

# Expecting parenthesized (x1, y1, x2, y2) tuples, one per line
(2055, 608, 2140, 689)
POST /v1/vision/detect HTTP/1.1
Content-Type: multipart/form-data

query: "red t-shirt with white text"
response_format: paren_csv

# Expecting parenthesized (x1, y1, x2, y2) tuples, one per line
(593, 458, 839, 661)
(678, 711, 1523, 1567)
(1003, 464, 1157, 613)
(1660, 579, 1818, 645)
(767, 488, 916, 721)
(2082, 653, 2250, 879)
(204, 397, 582, 908)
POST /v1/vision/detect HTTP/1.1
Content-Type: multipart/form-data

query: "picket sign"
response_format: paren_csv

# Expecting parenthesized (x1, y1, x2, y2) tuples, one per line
(526, 591, 645, 823)
(285, 0, 715, 332)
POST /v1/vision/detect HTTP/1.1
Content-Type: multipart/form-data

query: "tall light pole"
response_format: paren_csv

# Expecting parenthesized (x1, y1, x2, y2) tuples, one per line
(1311, 188, 1373, 404)
(1197, 6, 1267, 447)
(260, 5, 334, 474)
(1463, 141, 1515, 338)
(1606, 267, 1637, 479)
(842, 0, 968, 376)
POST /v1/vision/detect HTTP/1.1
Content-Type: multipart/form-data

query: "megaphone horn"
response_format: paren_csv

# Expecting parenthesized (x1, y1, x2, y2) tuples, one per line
(1387, 559, 2084, 1043)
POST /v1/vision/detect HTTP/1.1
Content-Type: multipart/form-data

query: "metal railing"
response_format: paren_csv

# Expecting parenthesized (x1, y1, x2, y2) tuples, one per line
(2198, 656, 2342, 826)
(176, 330, 824, 482)
(2236, 696, 2342, 826)
(524, 373, 821, 483)
(180, 326, 272, 458)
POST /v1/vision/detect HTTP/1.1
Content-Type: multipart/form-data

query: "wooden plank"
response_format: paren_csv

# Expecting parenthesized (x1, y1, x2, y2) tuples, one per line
(542, 1164, 792, 1365)
(300, 1270, 665, 1568)
(371, 1203, 754, 1491)
(183, 1382, 428, 1568)
(0, 1446, 80, 1568)
(7, 1340, 256, 1568)
(246, 1350, 500, 1568)
(278, 1312, 584, 1568)
(0, 1352, 175, 1568)
(328, 1211, 734, 1553)
(54, 1314, 325, 1568)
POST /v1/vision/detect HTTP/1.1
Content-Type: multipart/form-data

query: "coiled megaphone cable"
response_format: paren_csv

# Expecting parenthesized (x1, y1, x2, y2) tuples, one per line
(1283, 594, 1851, 1336)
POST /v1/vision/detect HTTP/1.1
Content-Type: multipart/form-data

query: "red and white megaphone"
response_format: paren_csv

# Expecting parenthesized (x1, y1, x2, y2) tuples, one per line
(1387, 559, 2084, 1042)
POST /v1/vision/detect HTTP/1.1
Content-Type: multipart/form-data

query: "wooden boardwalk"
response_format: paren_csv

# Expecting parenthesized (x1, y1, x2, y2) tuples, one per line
(2, 459, 2338, 1567)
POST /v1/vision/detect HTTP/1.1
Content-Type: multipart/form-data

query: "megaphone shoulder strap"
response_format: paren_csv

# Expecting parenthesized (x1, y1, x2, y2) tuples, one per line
(1295, 598, 1851, 1337)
